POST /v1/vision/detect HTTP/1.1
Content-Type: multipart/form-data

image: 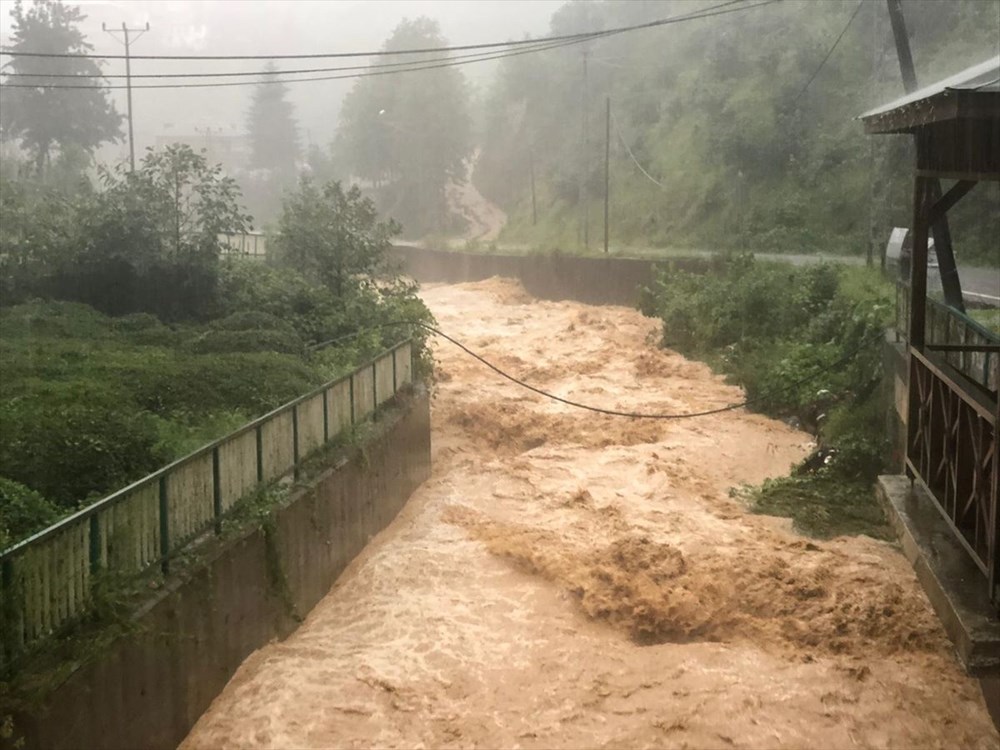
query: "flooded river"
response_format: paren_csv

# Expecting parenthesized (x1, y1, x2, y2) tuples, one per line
(183, 278, 998, 749)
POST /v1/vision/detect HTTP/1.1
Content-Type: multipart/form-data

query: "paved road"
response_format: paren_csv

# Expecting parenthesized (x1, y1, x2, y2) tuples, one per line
(411, 239, 999, 305)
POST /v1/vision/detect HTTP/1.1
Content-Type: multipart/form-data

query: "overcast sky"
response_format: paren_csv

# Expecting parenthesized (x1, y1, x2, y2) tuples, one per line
(0, 0, 567, 160)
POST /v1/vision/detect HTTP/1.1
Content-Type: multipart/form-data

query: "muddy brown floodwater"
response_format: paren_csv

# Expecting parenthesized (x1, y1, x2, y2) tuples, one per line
(183, 278, 998, 750)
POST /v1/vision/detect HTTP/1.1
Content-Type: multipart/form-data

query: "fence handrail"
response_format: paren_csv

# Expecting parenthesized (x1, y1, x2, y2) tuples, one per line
(911, 347, 997, 423)
(0, 339, 413, 561)
(896, 279, 1000, 344)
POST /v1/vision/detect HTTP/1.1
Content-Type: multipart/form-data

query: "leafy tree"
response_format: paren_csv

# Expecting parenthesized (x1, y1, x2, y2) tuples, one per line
(245, 61, 300, 178)
(272, 179, 399, 298)
(0, 0, 122, 172)
(50, 144, 251, 319)
(334, 17, 471, 235)
(91, 144, 251, 265)
(475, 0, 1000, 261)
(0, 160, 92, 303)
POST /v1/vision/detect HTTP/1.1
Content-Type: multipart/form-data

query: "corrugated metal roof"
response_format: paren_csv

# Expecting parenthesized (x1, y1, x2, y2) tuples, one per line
(860, 55, 1000, 120)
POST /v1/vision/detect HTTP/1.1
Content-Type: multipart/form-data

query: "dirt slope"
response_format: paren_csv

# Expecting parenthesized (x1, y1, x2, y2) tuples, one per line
(445, 150, 507, 243)
(182, 278, 997, 750)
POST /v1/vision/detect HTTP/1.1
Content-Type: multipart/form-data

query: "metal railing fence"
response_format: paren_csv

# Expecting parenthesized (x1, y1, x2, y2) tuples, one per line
(0, 339, 413, 670)
(895, 280, 999, 394)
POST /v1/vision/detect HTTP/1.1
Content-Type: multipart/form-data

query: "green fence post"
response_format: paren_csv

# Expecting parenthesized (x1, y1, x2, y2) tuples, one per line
(349, 374, 356, 426)
(159, 476, 170, 574)
(256, 424, 264, 483)
(292, 405, 300, 480)
(323, 387, 330, 443)
(372, 361, 378, 416)
(212, 446, 222, 535)
(1, 556, 17, 666)
(393, 347, 398, 393)
(89, 515, 101, 573)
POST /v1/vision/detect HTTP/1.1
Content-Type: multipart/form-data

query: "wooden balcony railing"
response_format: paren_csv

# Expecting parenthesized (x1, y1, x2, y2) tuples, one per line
(907, 347, 1000, 604)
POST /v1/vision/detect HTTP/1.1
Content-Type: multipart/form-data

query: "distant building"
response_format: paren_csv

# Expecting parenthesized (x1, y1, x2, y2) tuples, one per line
(155, 131, 250, 170)
(218, 231, 267, 259)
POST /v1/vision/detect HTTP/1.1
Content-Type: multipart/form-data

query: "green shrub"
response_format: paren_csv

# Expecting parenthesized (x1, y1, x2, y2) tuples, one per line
(0, 380, 163, 508)
(0, 477, 61, 549)
(151, 410, 251, 461)
(185, 328, 304, 355)
(128, 352, 322, 416)
(209, 310, 296, 334)
(643, 254, 893, 486)
(0, 300, 113, 340)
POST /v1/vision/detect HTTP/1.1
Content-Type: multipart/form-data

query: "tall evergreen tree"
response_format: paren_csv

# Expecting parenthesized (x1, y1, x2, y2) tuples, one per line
(245, 62, 300, 177)
(334, 18, 471, 236)
(0, 0, 122, 172)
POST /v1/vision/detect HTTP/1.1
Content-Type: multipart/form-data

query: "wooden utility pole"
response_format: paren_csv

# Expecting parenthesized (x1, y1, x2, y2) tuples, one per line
(604, 96, 610, 254)
(885, 0, 965, 312)
(104, 21, 150, 172)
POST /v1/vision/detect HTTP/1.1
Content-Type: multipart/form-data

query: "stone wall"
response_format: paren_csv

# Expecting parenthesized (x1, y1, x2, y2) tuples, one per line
(392, 244, 716, 307)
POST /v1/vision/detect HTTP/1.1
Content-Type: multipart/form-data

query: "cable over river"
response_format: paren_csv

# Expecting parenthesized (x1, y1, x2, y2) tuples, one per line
(182, 278, 998, 749)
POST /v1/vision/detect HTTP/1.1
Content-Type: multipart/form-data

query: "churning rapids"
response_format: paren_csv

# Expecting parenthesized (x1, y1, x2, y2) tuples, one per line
(182, 278, 998, 749)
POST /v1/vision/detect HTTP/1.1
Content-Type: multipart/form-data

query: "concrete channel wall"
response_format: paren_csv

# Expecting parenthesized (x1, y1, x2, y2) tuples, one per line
(392, 243, 715, 306)
(6, 388, 431, 750)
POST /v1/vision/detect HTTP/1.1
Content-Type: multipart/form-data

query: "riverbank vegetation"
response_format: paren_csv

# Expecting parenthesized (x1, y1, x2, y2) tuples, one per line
(0, 147, 431, 548)
(641, 254, 894, 538)
(474, 0, 999, 263)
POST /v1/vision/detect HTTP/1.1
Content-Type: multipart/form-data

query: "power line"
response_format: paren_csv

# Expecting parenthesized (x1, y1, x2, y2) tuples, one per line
(791, 0, 864, 106)
(307, 319, 882, 421)
(2, 37, 570, 79)
(0, 34, 605, 90)
(611, 110, 666, 189)
(0, 1, 779, 92)
(0, 0, 756, 61)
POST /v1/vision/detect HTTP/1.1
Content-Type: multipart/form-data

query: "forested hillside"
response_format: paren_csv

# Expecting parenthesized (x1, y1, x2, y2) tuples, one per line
(474, 0, 1000, 260)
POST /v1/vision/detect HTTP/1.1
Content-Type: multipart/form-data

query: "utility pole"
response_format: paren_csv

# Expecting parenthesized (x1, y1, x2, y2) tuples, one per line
(867, 0, 879, 268)
(529, 147, 537, 226)
(604, 96, 610, 255)
(885, 1, 916, 91)
(579, 46, 590, 250)
(104, 21, 150, 172)
(885, 0, 965, 312)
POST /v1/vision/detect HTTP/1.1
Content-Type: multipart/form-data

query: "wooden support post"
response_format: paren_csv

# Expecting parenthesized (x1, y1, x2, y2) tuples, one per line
(909, 174, 930, 351)
(927, 180, 977, 226)
(886, 0, 965, 313)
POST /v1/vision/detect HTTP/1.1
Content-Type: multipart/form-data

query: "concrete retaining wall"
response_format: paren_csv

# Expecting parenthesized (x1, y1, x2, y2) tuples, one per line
(392, 244, 716, 307)
(5, 388, 431, 750)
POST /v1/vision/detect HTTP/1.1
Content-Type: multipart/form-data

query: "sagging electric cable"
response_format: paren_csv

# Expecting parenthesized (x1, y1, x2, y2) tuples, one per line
(307, 319, 882, 421)
(0, 0, 762, 62)
(0, 1, 781, 90)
